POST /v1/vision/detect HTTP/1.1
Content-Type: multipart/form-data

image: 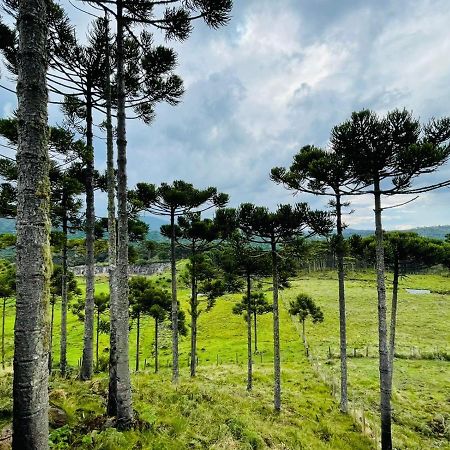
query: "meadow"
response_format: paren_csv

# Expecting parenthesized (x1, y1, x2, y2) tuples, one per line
(0, 265, 448, 448)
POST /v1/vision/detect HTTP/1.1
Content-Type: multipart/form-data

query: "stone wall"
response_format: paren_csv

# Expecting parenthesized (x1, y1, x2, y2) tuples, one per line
(71, 262, 170, 277)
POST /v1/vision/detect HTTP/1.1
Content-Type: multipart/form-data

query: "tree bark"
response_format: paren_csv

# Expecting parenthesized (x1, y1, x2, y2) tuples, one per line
(105, 13, 119, 417)
(170, 210, 179, 383)
(13, 0, 50, 446)
(114, 0, 133, 428)
(59, 203, 68, 376)
(80, 87, 95, 380)
(271, 238, 281, 411)
(2, 297, 5, 370)
(135, 311, 140, 372)
(48, 298, 55, 374)
(374, 178, 392, 450)
(335, 194, 348, 412)
(154, 318, 158, 373)
(246, 273, 252, 391)
(190, 250, 197, 377)
(389, 252, 399, 392)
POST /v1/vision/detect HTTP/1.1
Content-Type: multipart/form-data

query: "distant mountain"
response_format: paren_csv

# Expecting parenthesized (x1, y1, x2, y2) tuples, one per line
(0, 217, 448, 241)
(0, 215, 170, 241)
(343, 225, 450, 240)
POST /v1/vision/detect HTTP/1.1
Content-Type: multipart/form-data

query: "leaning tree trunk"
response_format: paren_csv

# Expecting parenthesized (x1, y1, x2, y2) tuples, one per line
(154, 318, 159, 373)
(246, 273, 253, 391)
(59, 205, 68, 376)
(271, 238, 281, 411)
(190, 251, 198, 377)
(1, 297, 5, 370)
(80, 86, 96, 381)
(389, 251, 399, 392)
(335, 194, 348, 412)
(135, 311, 140, 372)
(170, 210, 179, 383)
(13, 0, 50, 446)
(48, 296, 55, 374)
(114, 0, 133, 428)
(104, 12, 119, 417)
(373, 178, 392, 450)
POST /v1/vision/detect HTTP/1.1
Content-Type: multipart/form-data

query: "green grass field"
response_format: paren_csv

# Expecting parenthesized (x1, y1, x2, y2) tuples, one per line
(282, 270, 450, 450)
(0, 265, 448, 448)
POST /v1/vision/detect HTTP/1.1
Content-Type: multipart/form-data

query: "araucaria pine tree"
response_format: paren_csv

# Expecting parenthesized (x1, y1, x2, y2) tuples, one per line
(128, 181, 228, 383)
(271, 145, 359, 412)
(237, 203, 332, 411)
(162, 210, 234, 377)
(13, 0, 50, 447)
(332, 109, 450, 450)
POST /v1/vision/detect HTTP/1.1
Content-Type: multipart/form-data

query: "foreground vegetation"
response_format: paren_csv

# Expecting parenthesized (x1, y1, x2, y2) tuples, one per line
(1, 266, 449, 448)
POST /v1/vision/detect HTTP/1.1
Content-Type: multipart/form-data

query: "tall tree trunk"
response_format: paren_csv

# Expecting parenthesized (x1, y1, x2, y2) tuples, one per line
(2, 297, 5, 370)
(48, 297, 55, 374)
(105, 13, 119, 417)
(96, 309, 100, 372)
(271, 238, 281, 412)
(13, 0, 50, 446)
(81, 88, 95, 380)
(373, 178, 392, 450)
(114, 0, 133, 427)
(60, 206, 68, 376)
(135, 311, 140, 372)
(154, 318, 158, 373)
(301, 319, 305, 344)
(246, 273, 252, 391)
(170, 210, 179, 383)
(254, 310, 258, 353)
(335, 194, 348, 412)
(389, 252, 399, 392)
(190, 251, 197, 377)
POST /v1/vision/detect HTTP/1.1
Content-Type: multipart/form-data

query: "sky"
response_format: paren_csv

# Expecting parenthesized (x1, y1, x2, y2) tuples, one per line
(2, 0, 450, 229)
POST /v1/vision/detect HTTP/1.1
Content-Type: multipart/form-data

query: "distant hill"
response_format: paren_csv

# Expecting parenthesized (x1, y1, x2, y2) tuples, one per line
(0, 217, 449, 241)
(0, 216, 169, 241)
(343, 225, 450, 240)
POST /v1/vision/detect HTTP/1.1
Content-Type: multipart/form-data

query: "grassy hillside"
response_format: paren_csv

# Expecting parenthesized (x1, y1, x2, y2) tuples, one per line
(0, 266, 448, 448)
(0, 266, 375, 449)
(283, 270, 450, 450)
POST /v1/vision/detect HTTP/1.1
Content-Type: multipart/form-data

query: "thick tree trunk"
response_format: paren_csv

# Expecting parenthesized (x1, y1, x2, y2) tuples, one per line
(154, 318, 159, 373)
(80, 89, 95, 380)
(246, 273, 252, 391)
(135, 311, 140, 372)
(190, 252, 197, 377)
(49, 299, 55, 374)
(114, 0, 133, 427)
(389, 253, 399, 392)
(13, 0, 50, 446)
(271, 238, 281, 411)
(60, 207, 68, 376)
(105, 13, 119, 417)
(170, 210, 179, 383)
(2, 297, 5, 370)
(373, 179, 392, 450)
(335, 195, 348, 412)
(254, 310, 258, 353)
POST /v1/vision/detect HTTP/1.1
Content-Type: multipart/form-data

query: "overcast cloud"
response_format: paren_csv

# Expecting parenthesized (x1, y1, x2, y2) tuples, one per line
(2, 0, 450, 229)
